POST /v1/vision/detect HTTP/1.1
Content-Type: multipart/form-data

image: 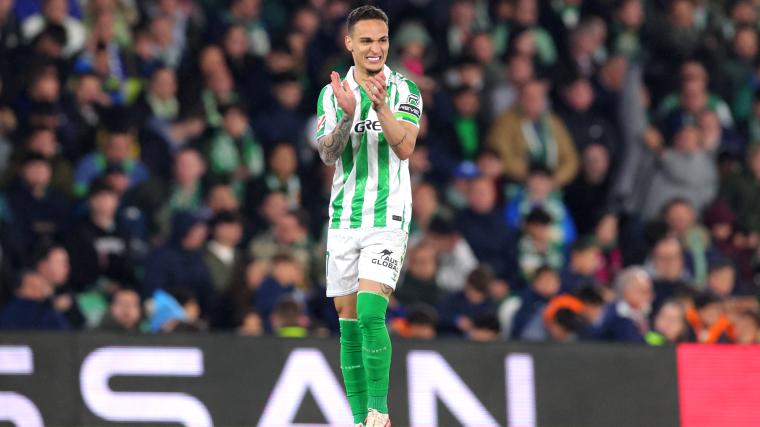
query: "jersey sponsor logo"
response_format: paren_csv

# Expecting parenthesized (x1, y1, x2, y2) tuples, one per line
(354, 119, 382, 133)
(399, 103, 421, 118)
(406, 93, 420, 107)
(371, 248, 399, 272)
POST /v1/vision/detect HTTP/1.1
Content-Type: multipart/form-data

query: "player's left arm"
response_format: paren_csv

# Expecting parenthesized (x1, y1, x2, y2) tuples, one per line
(364, 74, 419, 161)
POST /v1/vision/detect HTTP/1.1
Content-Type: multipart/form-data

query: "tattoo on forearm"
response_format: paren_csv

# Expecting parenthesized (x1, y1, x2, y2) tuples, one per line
(318, 115, 353, 165)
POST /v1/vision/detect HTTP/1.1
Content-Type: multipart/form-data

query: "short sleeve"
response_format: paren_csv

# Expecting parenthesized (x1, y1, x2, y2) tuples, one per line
(316, 84, 337, 139)
(393, 78, 423, 127)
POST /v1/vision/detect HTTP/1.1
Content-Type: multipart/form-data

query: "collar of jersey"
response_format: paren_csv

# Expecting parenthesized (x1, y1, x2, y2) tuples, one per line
(345, 65, 392, 91)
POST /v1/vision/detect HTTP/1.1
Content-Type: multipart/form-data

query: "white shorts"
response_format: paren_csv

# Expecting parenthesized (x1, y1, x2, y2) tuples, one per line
(325, 228, 409, 297)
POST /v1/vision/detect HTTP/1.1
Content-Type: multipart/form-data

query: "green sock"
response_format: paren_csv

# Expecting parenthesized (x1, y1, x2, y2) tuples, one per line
(357, 291, 391, 414)
(340, 319, 367, 424)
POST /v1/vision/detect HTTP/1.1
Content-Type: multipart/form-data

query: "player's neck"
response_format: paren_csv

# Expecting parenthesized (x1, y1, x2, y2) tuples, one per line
(352, 66, 382, 87)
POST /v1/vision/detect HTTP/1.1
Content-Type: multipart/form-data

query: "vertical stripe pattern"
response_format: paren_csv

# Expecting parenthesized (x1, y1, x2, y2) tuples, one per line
(349, 88, 372, 228)
(320, 66, 420, 231)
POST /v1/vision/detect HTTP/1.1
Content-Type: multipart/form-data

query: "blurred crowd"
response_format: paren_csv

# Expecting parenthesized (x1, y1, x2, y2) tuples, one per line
(1, 0, 760, 345)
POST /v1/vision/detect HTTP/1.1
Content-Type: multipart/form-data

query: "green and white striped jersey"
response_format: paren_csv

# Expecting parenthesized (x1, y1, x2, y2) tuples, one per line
(316, 65, 422, 232)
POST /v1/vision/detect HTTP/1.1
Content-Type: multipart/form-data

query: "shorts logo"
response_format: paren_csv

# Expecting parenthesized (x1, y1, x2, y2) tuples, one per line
(371, 249, 399, 272)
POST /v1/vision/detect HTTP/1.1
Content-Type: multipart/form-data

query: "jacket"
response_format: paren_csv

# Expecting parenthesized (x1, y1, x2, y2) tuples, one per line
(487, 106, 579, 186)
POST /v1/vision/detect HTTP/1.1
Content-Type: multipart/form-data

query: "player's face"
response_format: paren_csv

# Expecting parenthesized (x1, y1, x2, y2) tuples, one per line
(346, 19, 389, 74)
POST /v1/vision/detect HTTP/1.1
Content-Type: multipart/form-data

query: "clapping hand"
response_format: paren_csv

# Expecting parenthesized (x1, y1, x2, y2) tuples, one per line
(331, 71, 356, 118)
(364, 73, 387, 111)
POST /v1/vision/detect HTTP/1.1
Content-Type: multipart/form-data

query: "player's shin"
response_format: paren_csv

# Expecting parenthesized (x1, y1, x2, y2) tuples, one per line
(357, 291, 391, 414)
(340, 318, 368, 423)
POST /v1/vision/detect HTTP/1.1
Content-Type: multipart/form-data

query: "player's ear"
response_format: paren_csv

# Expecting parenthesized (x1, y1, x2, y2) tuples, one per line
(345, 34, 352, 52)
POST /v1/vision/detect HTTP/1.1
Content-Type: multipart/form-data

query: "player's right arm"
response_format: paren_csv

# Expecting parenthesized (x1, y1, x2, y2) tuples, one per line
(317, 71, 356, 165)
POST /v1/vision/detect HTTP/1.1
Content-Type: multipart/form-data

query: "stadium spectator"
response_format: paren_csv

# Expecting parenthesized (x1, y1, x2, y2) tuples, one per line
(0, 271, 67, 330)
(403, 303, 438, 340)
(65, 181, 137, 293)
(395, 242, 441, 307)
(662, 199, 711, 286)
(702, 199, 753, 282)
(562, 143, 614, 236)
(517, 207, 564, 283)
(203, 210, 245, 294)
(592, 213, 623, 287)
(686, 292, 735, 343)
(201, 66, 239, 128)
(733, 309, 760, 344)
(489, 54, 534, 120)
(255, 253, 302, 333)
(608, 0, 644, 59)
(213, 258, 269, 330)
(467, 313, 501, 342)
(438, 0, 482, 61)
(593, 266, 653, 343)
(657, 63, 734, 136)
(125, 147, 207, 240)
(73, 116, 150, 197)
(645, 300, 688, 345)
(135, 67, 205, 178)
(99, 287, 142, 332)
(456, 175, 517, 281)
(505, 165, 576, 247)
(4, 152, 71, 258)
(252, 73, 306, 148)
(438, 85, 487, 164)
(408, 182, 442, 243)
(564, 18, 607, 79)
(706, 258, 737, 299)
(223, 0, 270, 58)
(543, 286, 605, 342)
(510, 266, 561, 340)
(143, 211, 215, 317)
(487, 80, 579, 186)
(206, 102, 264, 192)
(438, 266, 496, 336)
(244, 142, 301, 214)
(249, 209, 321, 285)
(59, 72, 109, 161)
(389, 20, 434, 83)
(510, 0, 557, 67)
(721, 144, 760, 236)
(237, 309, 264, 336)
(22, 0, 86, 58)
(699, 109, 745, 161)
(560, 239, 601, 293)
(270, 297, 308, 338)
(32, 242, 83, 328)
(647, 236, 691, 311)
(720, 26, 758, 104)
(425, 216, 478, 294)
(641, 126, 718, 220)
(557, 75, 617, 157)
(3, 128, 74, 195)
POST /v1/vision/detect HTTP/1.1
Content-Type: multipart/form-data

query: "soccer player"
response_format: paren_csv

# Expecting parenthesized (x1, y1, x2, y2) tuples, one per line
(315, 5, 422, 427)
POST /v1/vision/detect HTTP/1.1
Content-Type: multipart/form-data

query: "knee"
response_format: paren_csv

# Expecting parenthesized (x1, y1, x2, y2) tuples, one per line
(357, 303, 385, 329)
(334, 294, 358, 319)
(337, 306, 357, 320)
